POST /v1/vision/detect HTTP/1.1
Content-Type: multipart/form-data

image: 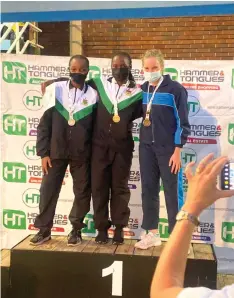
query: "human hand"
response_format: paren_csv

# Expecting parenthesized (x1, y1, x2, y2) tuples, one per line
(169, 148, 181, 174)
(42, 156, 52, 175)
(183, 153, 234, 216)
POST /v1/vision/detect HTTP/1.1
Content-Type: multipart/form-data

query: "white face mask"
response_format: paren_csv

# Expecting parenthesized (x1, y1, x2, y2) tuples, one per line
(144, 71, 162, 83)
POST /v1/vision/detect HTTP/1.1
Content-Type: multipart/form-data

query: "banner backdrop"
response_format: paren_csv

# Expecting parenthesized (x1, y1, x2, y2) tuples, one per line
(1, 54, 234, 272)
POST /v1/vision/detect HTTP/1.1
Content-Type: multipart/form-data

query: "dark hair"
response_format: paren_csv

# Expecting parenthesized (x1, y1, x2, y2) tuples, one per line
(112, 51, 135, 82)
(69, 55, 89, 68)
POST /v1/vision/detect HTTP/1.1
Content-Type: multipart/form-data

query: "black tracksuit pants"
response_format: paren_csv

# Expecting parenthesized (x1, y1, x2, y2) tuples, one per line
(139, 143, 184, 234)
(91, 145, 132, 230)
(34, 159, 91, 232)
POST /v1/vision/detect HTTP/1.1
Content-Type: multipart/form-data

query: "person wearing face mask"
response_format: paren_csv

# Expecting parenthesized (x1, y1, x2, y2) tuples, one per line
(91, 52, 142, 245)
(135, 49, 190, 250)
(41, 52, 143, 245)
(30, 55, 98, 246)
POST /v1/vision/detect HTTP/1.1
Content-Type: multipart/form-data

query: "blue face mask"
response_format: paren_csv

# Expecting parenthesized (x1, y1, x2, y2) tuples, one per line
(144, 71, 162, 83)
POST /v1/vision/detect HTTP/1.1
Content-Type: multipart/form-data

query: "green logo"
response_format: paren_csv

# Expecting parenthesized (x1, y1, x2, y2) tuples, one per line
(228, 123, 234, 145)
(2, 61, 27, 84)
(23, 141, 39, 160)
(188, 95, 200, 117)
(22, 189, 40, 208)
(82, 214, 96, 234)
(29, 78, 45, 85)
(3, 210, 27, 230)
(232, 69, 234, 89)
(3, 114, 27, 136)
(159, 218, 169, 239)
(89, 66, 101, 80)
(164, 68, 178, 81)
(181, 148, 197, 167)
(23, 90, 42, 111)
(222, 222, 234, 243)
(3, 162, 27, 183)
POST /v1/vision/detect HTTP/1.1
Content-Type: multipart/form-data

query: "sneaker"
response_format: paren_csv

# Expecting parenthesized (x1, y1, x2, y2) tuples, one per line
(112, 228, 124, 245)
(134, 232, 162, 250)
(67, 229, 82, 246)
(95, 230, 108, 244)
(140, 230, 147, 240)
(30, 230, 51, 246)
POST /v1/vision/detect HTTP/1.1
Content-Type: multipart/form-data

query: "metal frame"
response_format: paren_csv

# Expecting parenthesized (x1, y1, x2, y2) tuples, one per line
(0, 22, 44, 54)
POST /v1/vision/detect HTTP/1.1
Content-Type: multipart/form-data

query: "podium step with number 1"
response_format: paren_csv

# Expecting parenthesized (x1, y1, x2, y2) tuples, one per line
(9, 235, 217, 298)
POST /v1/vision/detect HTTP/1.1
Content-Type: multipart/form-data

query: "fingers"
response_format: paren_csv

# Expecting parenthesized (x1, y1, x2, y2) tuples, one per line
(218, 189, 234, 199)
(171, 161, 176, 174)
(185, 161, 196, 180)
(169, 157, 173, 167)
(48, 158, 52, 168)
(209, 157, 229, 179)
(196, 153, 214, 174)
(203, 155, 223, 175)
(44, 163, 48, 175)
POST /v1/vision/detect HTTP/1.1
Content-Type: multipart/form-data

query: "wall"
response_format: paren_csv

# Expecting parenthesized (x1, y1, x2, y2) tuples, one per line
(38, 22, 70, 56)
(82, 15, 234, 60)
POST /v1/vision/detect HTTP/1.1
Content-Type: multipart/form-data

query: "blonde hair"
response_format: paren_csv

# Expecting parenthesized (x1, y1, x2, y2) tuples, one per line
(142, 49, 165, 69)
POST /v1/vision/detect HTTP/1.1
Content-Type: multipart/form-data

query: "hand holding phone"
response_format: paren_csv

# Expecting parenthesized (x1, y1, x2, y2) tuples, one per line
(220, 161, 234, 190)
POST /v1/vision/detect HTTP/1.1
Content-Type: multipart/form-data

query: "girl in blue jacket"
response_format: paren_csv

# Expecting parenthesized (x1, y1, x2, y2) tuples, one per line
(135, 49, 190, 250)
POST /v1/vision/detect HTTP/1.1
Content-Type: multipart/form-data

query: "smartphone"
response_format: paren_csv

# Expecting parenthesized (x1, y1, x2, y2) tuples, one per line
(220, 161, 234, 190)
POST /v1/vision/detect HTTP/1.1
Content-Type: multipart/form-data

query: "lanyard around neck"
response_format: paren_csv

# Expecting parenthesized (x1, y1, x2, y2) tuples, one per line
(146, 76, 164, 112)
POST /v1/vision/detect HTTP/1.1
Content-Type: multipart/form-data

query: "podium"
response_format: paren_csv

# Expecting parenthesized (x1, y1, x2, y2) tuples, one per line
(2, 235, 217, 298)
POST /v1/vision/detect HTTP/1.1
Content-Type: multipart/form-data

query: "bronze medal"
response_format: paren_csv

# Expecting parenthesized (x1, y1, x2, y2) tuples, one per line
(143, 118, 151, 127)
(113, 115, 120, 123)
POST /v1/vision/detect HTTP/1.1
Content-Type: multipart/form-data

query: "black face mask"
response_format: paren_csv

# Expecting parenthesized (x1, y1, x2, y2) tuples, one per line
(70, 72, 87, 85)
(112, 68, 129, 82)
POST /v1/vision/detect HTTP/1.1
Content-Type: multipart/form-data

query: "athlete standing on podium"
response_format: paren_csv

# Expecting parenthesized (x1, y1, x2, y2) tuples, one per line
(30, 55, 98, 246)
(135, 49, 190, 250)
(91, 52, 142, 245)
(40, 52, 143, 245)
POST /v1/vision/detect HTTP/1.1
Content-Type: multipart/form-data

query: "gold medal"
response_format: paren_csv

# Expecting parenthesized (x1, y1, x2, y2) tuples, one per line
(113, 115, 120, 123)
(143, 119, 151, 127)
(68, 119, 75, 126)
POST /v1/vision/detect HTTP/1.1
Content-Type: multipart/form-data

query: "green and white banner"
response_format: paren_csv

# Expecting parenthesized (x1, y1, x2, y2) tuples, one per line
(1, 54, 234, 273)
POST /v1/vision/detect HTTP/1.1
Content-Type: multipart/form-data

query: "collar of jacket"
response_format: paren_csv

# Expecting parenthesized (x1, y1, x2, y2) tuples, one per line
(68, 80, 88, 93)
(107, 76, 136, 88)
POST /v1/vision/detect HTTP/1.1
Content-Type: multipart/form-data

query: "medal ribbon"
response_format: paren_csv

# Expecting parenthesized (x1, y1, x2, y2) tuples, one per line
(144, 76, 164, 122)
(67, 80, 86, 121)
(112, 80, 130, 117)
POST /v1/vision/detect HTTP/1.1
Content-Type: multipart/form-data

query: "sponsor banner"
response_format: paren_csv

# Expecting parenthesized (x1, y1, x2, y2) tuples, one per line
(1, 54, 234, 273)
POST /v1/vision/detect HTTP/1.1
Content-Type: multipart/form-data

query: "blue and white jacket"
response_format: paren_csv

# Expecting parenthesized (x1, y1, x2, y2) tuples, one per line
(140, 75, 190, 154)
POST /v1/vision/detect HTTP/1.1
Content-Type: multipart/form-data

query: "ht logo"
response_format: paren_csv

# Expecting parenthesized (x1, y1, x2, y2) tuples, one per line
(3, 210, 26, 229)
(228, 124, 234, 145)
(222, 222, 234, 243)
(82, 214, 96, 234)
(88, 66, 101, 80)
(181, 148, 197, 167)
(187, 95, 200, 117)
(159, 218, 169, 239)
(3, 114, 27, 136)
(23, 141, 39, 160)
(2, 162, 27, 183)
(164, 68, 178, 81)
(22, 189, 40, 208)
(22, 90, 42, 111)
(2, 61, 27, 84)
